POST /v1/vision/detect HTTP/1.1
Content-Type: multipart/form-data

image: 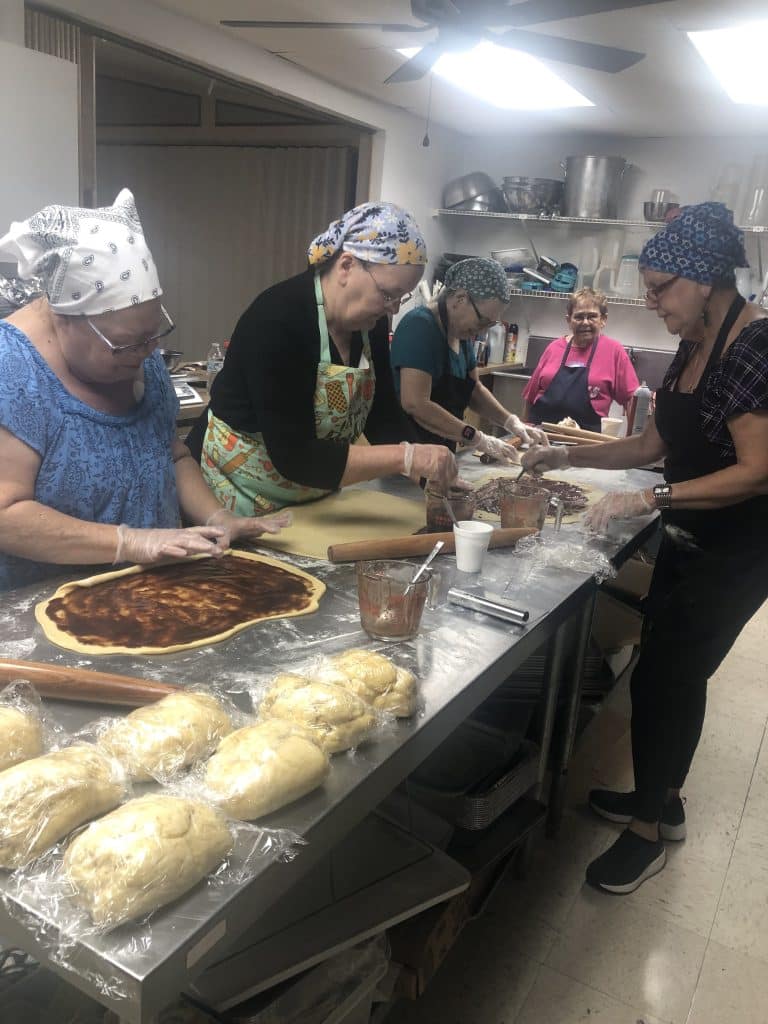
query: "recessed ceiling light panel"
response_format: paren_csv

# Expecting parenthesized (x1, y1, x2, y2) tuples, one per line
(397, 41, 593, 109)
(688, 23, 768, 105)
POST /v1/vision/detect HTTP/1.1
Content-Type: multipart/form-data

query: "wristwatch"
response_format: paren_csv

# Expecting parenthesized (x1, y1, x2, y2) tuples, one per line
(652, 484, 673, 509)
(461, 424, 477, 444)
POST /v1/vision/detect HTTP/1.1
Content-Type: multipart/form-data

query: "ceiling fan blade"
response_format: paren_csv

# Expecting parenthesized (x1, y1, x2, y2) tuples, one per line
(476, 0, 670, 29)
(385, 40, 448, 84)
(219, 20, 424, 31)
(495, 28, 644, 72)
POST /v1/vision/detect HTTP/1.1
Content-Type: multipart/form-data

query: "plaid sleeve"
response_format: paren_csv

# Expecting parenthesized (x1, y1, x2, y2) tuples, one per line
(710, 320, 768, 419)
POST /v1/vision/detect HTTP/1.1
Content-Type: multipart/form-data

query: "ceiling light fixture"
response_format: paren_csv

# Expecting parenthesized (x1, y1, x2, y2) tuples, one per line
(397, 41, 593, 110)
(688, 22, 768, 104)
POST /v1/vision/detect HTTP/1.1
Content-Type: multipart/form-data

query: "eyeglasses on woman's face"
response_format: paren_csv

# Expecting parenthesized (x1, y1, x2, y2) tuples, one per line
(468, 293, 498, 329)
(86, 305, 176, 355)
(569, 310, 603, 323)
(360, 262, 412, 310)
(645, 275, 681, 305)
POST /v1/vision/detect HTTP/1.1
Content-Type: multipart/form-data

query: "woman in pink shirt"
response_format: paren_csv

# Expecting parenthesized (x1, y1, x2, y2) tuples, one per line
(523, 288, 639, 431)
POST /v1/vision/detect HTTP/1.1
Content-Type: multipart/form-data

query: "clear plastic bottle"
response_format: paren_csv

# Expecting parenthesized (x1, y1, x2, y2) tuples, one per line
(206, 341, 224, 392)
(630, 381, 652, 436)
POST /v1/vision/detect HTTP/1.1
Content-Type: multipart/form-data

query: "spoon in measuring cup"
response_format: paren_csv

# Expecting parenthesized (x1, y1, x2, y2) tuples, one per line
(404, 540, 444, 595)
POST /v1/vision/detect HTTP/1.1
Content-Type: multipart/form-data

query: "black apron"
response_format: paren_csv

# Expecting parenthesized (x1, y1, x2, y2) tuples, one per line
(655, 294, 768, 544)
(528, 337, 602, 431)
(409, 296, 476, 451)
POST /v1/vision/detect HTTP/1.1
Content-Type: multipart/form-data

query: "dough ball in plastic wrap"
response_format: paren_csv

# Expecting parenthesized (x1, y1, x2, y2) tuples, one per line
(0, 744, 126, 869)
(259, 676, 375, 754)
(322, 649, 418, 717)
(98, 691, 233, 781)
(204, 719, 329, 819)
(63, 794, 232, 927)
(0, 706, 43, 771)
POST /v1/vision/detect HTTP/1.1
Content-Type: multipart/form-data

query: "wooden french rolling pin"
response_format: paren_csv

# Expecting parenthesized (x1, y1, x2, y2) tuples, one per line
(327, 527, 535, 564)
(0, 659, 181, 706)
(542, 421, 612, 443)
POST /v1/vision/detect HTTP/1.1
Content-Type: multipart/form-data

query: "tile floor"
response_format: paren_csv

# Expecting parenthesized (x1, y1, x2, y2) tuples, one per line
(393, 599, 768, 1024)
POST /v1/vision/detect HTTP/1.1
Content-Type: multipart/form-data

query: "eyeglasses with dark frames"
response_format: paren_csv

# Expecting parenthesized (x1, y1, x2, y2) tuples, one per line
(86, 304, 176, 355)
(645, 275, 681, 304)
(360, 262, 412, 309)
(468, 293, 497, 329)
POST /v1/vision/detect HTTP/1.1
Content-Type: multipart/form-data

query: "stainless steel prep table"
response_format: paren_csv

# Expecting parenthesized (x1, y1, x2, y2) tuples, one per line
(0, 464, 658, 1023)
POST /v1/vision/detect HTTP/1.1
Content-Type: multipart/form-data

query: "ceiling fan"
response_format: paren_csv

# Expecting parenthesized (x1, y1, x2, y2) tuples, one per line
(221, 0, 670, 84)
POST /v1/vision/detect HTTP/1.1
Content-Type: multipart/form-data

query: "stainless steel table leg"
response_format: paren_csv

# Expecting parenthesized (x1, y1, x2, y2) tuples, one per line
(535, 620, 568, 796)
(546, 589, 597, 837)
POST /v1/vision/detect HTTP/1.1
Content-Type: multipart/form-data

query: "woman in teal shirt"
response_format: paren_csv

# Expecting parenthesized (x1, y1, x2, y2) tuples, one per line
(391, 258, 546, 458)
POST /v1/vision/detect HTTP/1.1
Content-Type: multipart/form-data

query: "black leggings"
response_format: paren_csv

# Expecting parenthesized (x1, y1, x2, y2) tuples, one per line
(630, 527, 768, 823)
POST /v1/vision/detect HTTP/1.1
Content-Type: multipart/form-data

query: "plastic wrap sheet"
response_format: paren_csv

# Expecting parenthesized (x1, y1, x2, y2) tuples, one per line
(76, 688, 246, 783)
(1, 797, 303, 1000)
(0, 681, 66, 771)
(194, 718, 331, 821)
(257, 672, 379, 755)
(0, 744, 129, 870)
(508, 532, 617, 584)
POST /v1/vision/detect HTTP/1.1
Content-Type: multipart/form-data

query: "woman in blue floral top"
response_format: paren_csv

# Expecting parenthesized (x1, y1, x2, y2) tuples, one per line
(0, 189, 287, 590)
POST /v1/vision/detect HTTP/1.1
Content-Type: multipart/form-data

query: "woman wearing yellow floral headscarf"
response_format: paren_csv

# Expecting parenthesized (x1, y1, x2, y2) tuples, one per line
(187, 202, 460, 514)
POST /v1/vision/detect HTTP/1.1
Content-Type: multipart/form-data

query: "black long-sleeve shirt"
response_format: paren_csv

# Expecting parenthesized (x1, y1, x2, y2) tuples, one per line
(191, 269, 415, 490)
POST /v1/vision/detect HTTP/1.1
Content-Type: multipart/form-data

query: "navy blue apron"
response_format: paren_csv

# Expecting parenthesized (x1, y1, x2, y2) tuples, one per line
(528, 336, 602, 431)
(408, 295, 476, 452)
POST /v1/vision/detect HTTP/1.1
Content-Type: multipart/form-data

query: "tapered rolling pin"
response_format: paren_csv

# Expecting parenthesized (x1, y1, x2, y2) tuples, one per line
(327, 527, 535, 563)
(0, 659, 181, 706)
(541, 422, 612, 442)
(543, 431, 604, 446)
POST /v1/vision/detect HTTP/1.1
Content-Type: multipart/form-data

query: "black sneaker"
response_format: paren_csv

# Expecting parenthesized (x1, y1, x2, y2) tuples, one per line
(585, 829, 666, 894)
(589, 789, 687, 841)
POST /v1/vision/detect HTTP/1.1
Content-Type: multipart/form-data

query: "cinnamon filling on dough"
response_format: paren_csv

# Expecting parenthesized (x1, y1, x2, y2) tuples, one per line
(44, 554, 318, 649)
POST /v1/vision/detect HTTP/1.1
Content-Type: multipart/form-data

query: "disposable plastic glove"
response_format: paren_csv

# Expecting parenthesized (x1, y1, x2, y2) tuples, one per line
(474, 431, 519, 464)
(403, 443, 459, 491)
(114, 524, 225, 565)
(205, 508, 292, 549)
(584, 490, 654, 536)
(503, 414, 549, 447)
(521, 444, 570, 474)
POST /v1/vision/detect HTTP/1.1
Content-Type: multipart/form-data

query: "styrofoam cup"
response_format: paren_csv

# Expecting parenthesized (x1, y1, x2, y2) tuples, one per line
(453, 520, 494, 573)
(601, 416, 624, 437)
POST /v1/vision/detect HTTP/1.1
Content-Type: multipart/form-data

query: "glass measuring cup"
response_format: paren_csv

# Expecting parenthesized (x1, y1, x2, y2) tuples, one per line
(356, 559, 433, 641)
(498, 480, 563, 533)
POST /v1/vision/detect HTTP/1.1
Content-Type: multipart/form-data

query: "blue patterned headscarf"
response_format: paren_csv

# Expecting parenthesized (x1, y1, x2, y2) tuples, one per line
(308, 201, 427, 267)
(444, 257, 510, 302)
(640, 202, 748, 285)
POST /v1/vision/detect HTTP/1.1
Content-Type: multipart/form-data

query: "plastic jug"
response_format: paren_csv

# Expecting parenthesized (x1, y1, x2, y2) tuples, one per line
(602, 254, 640, 298)
(577, 236, 600, 288)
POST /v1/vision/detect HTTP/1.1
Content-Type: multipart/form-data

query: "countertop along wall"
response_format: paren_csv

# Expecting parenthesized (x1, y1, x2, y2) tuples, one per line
(43, 0, 464, 277)
(443, 131, 768, 353)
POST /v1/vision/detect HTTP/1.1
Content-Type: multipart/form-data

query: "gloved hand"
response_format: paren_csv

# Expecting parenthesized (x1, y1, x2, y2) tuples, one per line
(206, 508, 292, 548)
(503, 414, 549, 447)
(114, 524, 225, 565)
(474, 431, 519, 464)
(402, 442, 459, 490)
(584, 490, 654, 536)
(521, 444, 570, 474)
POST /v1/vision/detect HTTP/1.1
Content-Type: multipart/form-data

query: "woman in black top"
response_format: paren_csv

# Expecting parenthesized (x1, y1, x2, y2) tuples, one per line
(523, 203, 768, 895)
(187, 202, 458, 514)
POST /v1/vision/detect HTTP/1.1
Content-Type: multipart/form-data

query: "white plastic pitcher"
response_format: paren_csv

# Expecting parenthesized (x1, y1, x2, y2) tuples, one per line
(595, 254, 640, 297)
